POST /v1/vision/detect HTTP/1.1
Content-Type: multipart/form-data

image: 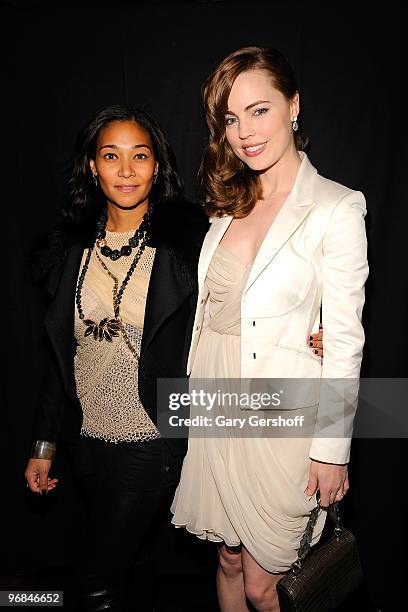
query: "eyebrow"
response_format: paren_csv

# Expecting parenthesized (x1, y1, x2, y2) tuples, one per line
(226, 100, 271, 116)
(99, 143, 151, 151)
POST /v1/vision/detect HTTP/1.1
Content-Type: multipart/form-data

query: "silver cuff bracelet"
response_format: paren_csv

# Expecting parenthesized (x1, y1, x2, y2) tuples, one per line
(31, 440, 57, 460)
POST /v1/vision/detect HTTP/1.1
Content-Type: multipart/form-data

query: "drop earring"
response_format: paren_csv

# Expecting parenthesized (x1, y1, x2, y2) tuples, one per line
(292, 116, 299, 132)
(93, 174, 98, 187)
(153, 173, 158, 184)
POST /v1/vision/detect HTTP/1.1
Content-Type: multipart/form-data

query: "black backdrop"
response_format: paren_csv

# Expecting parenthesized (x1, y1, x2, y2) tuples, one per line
(3, 2, 408, 610)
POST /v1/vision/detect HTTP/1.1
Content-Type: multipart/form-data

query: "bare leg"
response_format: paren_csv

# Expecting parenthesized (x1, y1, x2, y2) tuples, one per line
(242, 547, 284, 612)
(216, 544, 250, 612)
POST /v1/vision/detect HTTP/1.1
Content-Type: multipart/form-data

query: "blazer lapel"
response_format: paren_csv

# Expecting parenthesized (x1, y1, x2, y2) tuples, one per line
(140, 244, 194, 358)
(197, 216, 233, 292)
(244, 153, 318, 293)
(44, 243, 84, 390)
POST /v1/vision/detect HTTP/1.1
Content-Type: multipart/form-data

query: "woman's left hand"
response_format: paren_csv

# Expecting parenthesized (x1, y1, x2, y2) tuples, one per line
(308, 322, 323, 357)
(305, 459, 349, 507)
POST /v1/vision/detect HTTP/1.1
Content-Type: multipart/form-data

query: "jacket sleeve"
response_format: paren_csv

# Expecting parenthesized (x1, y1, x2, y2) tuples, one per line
(27, 254, 68, 448)
(31, 333, 67, 445)
(309, 190, 369, 464)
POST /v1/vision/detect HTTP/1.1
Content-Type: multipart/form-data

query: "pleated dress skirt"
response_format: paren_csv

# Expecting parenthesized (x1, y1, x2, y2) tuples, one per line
(170, 245, 326, 573)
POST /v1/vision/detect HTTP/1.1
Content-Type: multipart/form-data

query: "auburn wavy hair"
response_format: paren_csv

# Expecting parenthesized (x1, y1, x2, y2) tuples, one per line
(200, 46, 308, 218)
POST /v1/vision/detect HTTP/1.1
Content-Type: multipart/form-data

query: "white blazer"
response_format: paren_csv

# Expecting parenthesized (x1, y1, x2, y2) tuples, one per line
(187, 152, 369, 465)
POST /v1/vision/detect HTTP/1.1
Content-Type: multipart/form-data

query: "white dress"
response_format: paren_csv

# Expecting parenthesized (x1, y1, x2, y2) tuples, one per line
(171, 244, 327, 574)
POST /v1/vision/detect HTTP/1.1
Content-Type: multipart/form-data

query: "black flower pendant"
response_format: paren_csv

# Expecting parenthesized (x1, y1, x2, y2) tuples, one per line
(83, 317, 120, 342)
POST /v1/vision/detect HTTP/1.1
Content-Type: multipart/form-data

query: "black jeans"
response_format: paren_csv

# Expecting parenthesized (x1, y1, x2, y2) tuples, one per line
(68, 435, 183, 611)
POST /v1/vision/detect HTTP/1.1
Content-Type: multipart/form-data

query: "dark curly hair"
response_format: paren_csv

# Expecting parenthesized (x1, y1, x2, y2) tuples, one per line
(63, 105, 183, 223)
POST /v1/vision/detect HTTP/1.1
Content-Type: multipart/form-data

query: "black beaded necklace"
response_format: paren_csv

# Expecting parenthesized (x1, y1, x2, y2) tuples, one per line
(95, 206, 150, 261)
(75, 206, 152, 357)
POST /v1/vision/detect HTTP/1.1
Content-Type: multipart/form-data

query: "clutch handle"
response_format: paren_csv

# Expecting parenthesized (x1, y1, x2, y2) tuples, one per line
(291, 490, 343, 574)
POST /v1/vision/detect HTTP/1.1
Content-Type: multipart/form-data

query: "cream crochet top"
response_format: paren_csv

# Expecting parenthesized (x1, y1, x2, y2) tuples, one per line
(74, 229, 160, 443)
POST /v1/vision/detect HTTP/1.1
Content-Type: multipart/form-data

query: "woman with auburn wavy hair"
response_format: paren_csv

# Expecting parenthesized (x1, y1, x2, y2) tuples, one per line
(171, 47, 368, 611)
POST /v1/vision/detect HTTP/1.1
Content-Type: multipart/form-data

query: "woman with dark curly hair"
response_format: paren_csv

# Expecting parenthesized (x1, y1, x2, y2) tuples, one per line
(24, 105, 208, 611)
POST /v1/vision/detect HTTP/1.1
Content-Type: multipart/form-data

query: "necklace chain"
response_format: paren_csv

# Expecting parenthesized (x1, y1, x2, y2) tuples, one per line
(96, 208, 150, 261)
(75, 209, 151, 359)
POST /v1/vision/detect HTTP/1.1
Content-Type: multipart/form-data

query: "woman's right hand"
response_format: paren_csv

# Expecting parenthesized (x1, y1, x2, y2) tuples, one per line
(24, 458, 59, 494)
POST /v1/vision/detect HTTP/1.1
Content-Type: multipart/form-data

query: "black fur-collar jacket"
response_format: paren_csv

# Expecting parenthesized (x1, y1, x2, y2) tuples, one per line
(35, 197, 208, 297)
(31, 198, 209, 456)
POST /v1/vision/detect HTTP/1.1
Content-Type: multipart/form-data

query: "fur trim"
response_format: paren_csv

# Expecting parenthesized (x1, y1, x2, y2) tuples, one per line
(149, 197, 209, 287)
(29, 218, 93, 290)
(30, 197, 209, 292)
